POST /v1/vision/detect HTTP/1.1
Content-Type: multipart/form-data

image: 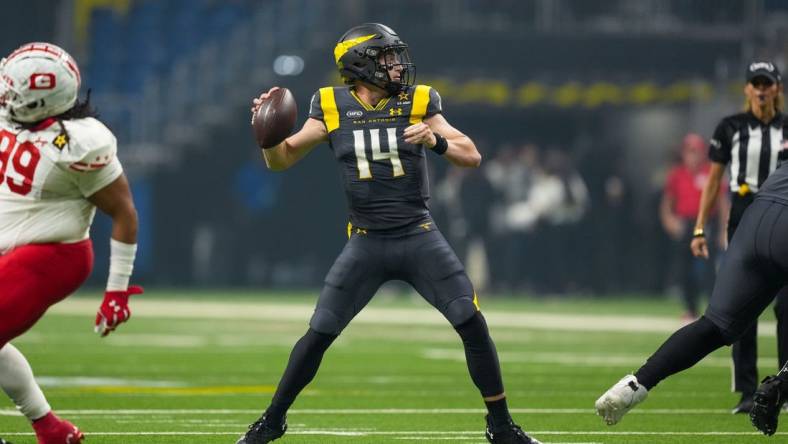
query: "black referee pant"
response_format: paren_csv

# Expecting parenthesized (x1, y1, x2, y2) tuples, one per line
(726, 194, 788, 396)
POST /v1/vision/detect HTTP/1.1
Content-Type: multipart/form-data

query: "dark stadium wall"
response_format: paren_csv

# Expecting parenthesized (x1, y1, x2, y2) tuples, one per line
(0, 1, 59, 56)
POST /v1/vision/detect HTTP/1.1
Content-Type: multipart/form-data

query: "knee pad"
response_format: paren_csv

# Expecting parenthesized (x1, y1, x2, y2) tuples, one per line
(700, 315, 742, 346)
(302, 328, 338, 348)
(444, 297, 479, 327)
(309, 308, 349, 336)
(454, 311, 490, 342)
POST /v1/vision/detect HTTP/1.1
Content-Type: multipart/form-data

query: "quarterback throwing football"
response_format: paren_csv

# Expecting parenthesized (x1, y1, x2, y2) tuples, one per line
(240, 23, 540, 444)
(0, 43, 141, 444)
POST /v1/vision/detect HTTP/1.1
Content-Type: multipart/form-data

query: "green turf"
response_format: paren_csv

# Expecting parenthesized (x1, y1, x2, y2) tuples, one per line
(0, 291, 782, 443)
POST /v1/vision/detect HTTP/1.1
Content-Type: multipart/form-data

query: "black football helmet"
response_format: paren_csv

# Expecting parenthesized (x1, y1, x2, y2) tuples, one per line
(334, 23, 415, 94)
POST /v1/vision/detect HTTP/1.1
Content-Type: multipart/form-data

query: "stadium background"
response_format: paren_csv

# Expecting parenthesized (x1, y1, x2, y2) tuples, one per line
(4, 0, 785, 295)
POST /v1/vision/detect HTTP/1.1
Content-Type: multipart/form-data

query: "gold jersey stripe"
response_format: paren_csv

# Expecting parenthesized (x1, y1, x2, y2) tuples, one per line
(347, 222, 352, 239)
(472, 291, 480, 310)
(410, 85, 431, 124)
(375, 96, 391, 110)
(350, 89, 393, 111)
(350, 89, 375, 111)
(320, 87, 340, 133)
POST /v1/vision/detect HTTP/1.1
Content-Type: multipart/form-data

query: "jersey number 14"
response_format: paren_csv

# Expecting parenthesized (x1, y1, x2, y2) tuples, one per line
(353, 128, 404, 179)
(0, 130, 41, 196)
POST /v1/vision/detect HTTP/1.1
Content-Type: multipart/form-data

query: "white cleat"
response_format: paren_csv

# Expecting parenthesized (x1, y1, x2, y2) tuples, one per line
(595, 374, 648, 425)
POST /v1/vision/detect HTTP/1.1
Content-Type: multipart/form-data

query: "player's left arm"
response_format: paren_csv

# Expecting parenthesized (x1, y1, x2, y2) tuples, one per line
(88, 174, 143, 337)
(404, 114, 482, 168)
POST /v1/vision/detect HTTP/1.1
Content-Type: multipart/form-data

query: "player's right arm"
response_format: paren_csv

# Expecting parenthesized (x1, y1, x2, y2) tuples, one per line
(64, 118, 143, 336)
(88, 173, 144, 337)
(252, 87, 328, 171)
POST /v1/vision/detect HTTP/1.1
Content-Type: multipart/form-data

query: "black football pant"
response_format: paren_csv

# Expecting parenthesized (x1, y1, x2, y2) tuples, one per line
(727, 194, 788, 395)
(267, 228, 505, 419)
(636, 199, 788, 390)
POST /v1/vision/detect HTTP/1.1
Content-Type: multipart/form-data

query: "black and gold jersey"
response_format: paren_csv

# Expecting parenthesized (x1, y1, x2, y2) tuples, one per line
(309, 84, 442, 232)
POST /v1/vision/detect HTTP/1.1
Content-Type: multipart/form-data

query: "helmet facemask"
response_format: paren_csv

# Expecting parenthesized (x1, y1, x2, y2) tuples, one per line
(369, 45, 415, 94)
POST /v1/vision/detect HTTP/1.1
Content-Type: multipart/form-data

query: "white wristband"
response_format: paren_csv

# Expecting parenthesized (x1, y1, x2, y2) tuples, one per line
(107, 239, 137, 291)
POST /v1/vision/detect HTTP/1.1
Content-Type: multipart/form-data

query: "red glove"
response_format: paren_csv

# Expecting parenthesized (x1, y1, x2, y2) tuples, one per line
(95, 285, 144, 337)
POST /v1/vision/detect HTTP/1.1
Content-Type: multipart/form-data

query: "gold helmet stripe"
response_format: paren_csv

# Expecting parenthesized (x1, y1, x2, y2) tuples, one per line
(334, 34, 377, 64)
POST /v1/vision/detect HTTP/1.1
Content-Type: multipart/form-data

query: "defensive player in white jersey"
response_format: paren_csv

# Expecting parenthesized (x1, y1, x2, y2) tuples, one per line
(0, 43, 141, 444)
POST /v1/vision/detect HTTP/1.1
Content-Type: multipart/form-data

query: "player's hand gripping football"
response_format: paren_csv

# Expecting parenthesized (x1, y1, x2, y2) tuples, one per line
(404, 122, 437, 148)
(95, 285, 144, 337)
(250, 86, 280, 123)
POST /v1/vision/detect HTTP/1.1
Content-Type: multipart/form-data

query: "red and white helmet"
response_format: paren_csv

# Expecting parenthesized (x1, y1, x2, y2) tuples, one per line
(0, 42, 81, 122)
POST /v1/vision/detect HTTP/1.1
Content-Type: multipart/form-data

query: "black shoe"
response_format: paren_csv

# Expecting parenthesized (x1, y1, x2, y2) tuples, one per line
(732, 393, 755, 414)
(236, 414, 287, 444)
(750, 375, 787, 436)
(485, 415, 542, 444)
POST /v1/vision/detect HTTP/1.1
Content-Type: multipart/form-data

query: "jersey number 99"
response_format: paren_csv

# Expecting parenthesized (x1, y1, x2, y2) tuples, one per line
(0, 130, 41, 196)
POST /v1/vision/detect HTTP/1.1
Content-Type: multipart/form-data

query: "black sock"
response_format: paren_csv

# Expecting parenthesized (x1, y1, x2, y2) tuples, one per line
(635, 316, 727, 390)
(265, 401, 289, 425)
(485, 397, 512, 429)
(454, 312, 505, 397)
(265, 328, 337, 423)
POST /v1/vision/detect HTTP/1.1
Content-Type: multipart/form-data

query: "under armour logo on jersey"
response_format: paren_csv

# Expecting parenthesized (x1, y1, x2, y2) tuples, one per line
(52, 132, 68, 149)
(389, 108, 403, 116)
(419, 222, 432, 230)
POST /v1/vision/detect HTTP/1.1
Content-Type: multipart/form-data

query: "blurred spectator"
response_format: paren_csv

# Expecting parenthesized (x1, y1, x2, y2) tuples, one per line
(435, 160, 496, 293)
(487, 144, 541, 292)
(659, 133, 727, 319)
(588, 171, 636, 294)
(459, 166, 496, 292)
(525, 148, 590, 292)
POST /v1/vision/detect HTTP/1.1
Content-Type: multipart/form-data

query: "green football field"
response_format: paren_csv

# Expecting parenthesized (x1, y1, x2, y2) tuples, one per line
(0, 290, 783, 443)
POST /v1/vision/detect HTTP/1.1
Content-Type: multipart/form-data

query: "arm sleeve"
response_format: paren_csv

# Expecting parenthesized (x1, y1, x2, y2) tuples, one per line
(708, 119, 733, 164)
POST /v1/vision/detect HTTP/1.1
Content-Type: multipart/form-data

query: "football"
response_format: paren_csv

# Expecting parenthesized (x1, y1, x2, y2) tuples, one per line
(252, 87, 297, 149)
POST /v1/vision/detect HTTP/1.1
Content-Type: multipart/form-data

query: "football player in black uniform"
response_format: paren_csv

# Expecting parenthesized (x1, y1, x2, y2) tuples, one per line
(596, 120, 788, 436)
(237, 23, 540, 444)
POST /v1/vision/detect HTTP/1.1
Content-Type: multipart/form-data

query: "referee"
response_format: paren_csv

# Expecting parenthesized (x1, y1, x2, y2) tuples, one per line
(691, 60, 788, 414)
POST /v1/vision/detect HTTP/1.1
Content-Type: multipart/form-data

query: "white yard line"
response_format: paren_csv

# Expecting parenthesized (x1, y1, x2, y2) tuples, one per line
(47, 299, 777, 335)
(0, 408, 735, 416)
(50, 297, 774, 336)
(1, 430, 782, 436)
(423, 348, 776, 368)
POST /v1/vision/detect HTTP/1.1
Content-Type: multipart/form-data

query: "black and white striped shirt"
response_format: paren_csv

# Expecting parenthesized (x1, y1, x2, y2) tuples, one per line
(709, 112, 787, 193)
